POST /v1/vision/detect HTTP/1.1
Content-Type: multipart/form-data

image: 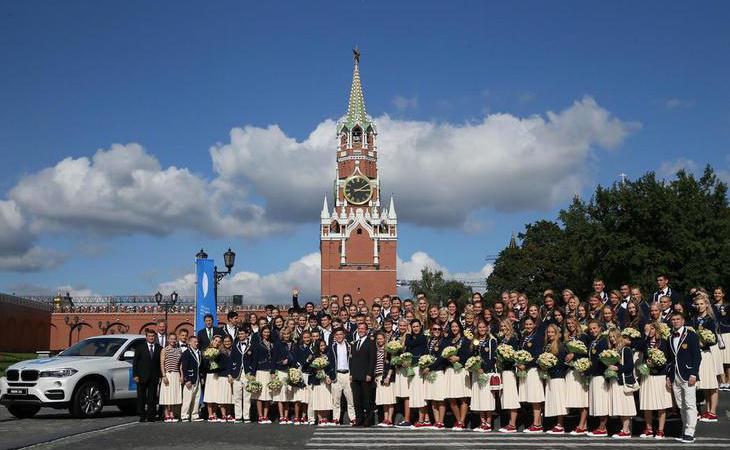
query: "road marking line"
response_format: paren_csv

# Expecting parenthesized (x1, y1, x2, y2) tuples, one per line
(16, 421, 138, 449)
(306, 443, 730, 448)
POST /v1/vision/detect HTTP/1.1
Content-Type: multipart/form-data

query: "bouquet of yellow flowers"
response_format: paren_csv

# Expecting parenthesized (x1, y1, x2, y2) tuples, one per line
(245, 375, 263, 394)
(621, 327, 641, 339)
(646, 347, 667, 368)
(657, 323, 671, 340)
(465, 356, 482, 373)
(599, 349, 620, 379)
(572, 357, 592, 387)
(464, 329, 474, 341)
(267, 373, 283, 392)
(698, 327, 717, 346)
(496, 344, 515, 361)
(513, 350, 533, 378)
(286, 367, 304, 387)
(203, 347, 220, 370)
(565, 339, 588, 355)
(418, 354, 435, 369)
(441, 346, 463, 371)
(399, 352, 415, 377)
(537, 352, 558, 380)
(385, 340, 403, 355)
(311, 356, 329, 380)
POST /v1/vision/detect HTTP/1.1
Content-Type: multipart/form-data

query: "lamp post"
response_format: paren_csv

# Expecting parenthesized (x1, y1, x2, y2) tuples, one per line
(196, 247, 236, 310)
(155, 291, 179, 326)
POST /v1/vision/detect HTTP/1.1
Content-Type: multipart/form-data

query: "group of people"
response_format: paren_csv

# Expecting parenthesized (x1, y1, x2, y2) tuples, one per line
(131, 276, 729, 444)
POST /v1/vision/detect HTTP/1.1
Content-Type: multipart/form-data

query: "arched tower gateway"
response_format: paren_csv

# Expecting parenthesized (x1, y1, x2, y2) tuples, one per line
(320, 51, 397, 304)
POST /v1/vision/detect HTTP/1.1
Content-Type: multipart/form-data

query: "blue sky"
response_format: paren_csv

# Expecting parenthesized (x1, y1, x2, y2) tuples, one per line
(1, 1, 728, 302)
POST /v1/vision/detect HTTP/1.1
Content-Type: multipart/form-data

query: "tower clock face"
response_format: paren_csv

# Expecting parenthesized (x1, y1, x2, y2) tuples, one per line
(344, 176, 373, 205)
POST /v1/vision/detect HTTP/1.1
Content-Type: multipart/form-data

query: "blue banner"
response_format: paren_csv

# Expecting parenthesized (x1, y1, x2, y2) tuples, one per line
(195, 258, 217, 332)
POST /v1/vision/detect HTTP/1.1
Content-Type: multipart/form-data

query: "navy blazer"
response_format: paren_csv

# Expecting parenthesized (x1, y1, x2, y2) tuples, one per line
(692, 315, 717, 350)
(251, 340, 275, 375)
(274, 341, 294, 371)
(497, 335, 520, 370)
(476, 337, 498, 373)
(330, 340, 352, 370)
(447, 336, 471, 365)
(615, 346, 635, 385)
(520, 330, 543, 369)
(180, 348, 202, 385)
(229, 340, 254, 379)
(292, 344, 314, 369)
(405, 333, 428, 364)
(543, 344, 568, 378)
(426, 337, 449, 371)
(587, 334, 609, 377)
(306, 349, 336, 387)
(636, 337, 670, 376)
(667, 327, 701, 383)
(714, 303, 730, 333)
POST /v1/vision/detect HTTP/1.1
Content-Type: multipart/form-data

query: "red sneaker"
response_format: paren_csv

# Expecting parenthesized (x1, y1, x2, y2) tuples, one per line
(434, 422, 445, 429)
(703, 412, 719, 422)
(612, 431, 631, 439)
(499, 424, 517, 433)
(570, 427, 587, 436)
(639, 428, 654, 438)
(523, 425, 543, 433)
(654, 430, 665, 439)
(452, 421, 465, 431)
(588, 428, 608, 437)
(546, 426, 564, 434)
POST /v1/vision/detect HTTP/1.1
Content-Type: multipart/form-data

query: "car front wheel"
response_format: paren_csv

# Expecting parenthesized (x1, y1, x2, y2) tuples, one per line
(7, 404, 41, 419)
(71, 381, 105, 418)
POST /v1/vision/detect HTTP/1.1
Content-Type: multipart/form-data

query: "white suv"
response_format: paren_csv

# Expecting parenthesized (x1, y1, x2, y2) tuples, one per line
(0, 334, 145, 418)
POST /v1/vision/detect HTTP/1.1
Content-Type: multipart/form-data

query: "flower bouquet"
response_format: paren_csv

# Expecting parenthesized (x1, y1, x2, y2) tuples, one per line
(572, 357, 592, 387)
(418, 355, 437, 382)
(621, 327, 641, 339)
(496, 344, 515, 368)
(698, 327, 717, 346)
(286, 367, 304, 387)
(513, 350, 533, 378)
(311, 356, 329, 380)
(385, 340, 403, 355)
(441, 346, 463, 371)
(646, 347, 667, 368)
(599, 349, 620, 379)
(399, 352, 415, 377)
(657, 323, 671, 340)
(537, 352, 558, 380)
(465, 355, 482, 373)
(245, 375, 263, 394)
(565, 339, 588, 355)
(203, 347, 220, 370)
(267, 373, 283, 392)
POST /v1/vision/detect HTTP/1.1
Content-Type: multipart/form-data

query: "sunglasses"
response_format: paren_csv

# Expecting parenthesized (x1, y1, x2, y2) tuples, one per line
(431, 327, 442, 331)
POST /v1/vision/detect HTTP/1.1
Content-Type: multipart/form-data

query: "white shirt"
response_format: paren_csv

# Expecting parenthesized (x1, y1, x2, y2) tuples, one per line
(226, 324, 237, 338)
(322, 327, 332, 344)
(335, 341, 349, 371)
(672, 326, 684, 352)
(157, 333, 166, 348)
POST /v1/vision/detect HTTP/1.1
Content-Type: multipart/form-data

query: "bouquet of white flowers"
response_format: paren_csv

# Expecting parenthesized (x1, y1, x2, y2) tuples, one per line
(245, 376, 263, 394)
(463, 329, 475, 341)
(657, 323, 670, 340)
(646, 347, 667, 368)
(311, 356, 329, 380)
(267, 373, 283, 392)
(441, 346, 462, 371)
(418, 354, 436, 370)
(599, 349, 620, 379)
(621, 327, 641, 339)
(496, 344, 515, 362)
(572, 357, 592, 387)
(537, 352, 558, 380)
(385, 340, 403, 355)
(464, 355, 482, 373)
(286, 367, 304, 387)
(565, 339, 588, 355)
(399, 352, 415, 377)
(513, 350, 533, 378)
(203, 347, 220, 370)
(698, 327, 717, 346)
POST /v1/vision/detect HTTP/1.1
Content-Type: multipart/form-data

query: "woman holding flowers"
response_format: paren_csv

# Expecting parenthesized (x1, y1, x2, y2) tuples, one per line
(497, 318, 520, 433)
(517, 316, 545, 433)
(586, 320, 610, 437)
(251, 326, 275, 423)
(470, 320, 498, 432)
(606, 328, 636, 438)
(203, 335, 224, 422)
(272, 328, 293, 424)
(291, 330, 313, 424)
(392, 318, 412, 426)
(713, 287, 730, 390)
(444, 320, 471, 430)
(217, 336, 234, 421)
(307, 339, 335, 425)
(542, 324, 568, 433)
(374, 331, 396, 426)
(405, 319, 429, 428)
(563, 317, 590, 434)
(423, 322, 448, 429)
(692, 294, 719, 422)
(637, 322, 671, 439)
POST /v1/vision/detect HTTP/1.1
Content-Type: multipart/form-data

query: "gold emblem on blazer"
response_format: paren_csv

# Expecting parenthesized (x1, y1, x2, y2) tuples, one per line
(682, 343, 688, 349)
(527, 342, 533, 348)
(592, 348, 597, 354)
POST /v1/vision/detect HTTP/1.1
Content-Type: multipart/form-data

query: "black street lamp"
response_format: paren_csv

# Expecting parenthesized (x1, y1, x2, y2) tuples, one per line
(155, 291, 178, 325)
(196, 247, 236, 310)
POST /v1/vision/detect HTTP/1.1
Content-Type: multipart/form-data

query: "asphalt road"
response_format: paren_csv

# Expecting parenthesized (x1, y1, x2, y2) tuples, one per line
(1, 394, 729, 450)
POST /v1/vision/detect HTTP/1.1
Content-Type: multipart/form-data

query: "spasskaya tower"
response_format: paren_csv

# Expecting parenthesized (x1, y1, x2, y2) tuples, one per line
(320, 50, 397, 303)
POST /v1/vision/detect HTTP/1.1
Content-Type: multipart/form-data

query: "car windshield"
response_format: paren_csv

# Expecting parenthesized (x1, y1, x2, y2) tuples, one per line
(59, 338, 127, 357)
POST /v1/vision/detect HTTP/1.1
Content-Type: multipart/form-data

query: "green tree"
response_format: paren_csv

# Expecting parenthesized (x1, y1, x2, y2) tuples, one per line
(410, 267, 472, 309)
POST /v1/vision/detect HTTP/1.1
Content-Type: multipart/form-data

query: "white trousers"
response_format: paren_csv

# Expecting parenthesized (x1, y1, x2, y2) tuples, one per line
(672, 377, 697, 437)
(332, 372, 355, 422)
(180, 381, 201, 420)
(232, 376, 252, 420)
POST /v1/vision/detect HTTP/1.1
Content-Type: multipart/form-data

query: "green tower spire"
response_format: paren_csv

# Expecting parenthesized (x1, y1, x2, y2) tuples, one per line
(341, 47, 371, 132)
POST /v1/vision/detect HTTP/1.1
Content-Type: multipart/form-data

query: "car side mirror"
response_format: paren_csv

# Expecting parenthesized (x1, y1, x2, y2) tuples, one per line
(122, 350, 135, 360)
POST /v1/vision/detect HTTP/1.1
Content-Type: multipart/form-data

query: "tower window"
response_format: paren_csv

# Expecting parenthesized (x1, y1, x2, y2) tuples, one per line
(357, 228, 362, 235)
(352, 127, 362, 143)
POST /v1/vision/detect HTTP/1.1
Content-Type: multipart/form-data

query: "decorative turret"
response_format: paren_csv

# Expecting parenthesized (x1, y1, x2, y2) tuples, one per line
(321, 196, 330, 221)
(387, 196, 397, 222)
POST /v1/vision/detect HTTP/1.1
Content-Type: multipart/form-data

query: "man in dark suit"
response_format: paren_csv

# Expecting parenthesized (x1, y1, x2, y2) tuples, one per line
(666, 312, 701, 444)
(350, 322, 376, 427)
(221, 311, 239, 341)
(653, 274, 682, 305)
(132, 328, 161, 422)
(197, 314, 218, 351)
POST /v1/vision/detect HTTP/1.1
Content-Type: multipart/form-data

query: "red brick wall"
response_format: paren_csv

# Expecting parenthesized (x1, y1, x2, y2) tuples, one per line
(0, 296, 51, 353)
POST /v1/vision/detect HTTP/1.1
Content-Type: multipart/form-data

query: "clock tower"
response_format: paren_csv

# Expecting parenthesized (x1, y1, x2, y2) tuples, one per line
(320, 51, 397, 303)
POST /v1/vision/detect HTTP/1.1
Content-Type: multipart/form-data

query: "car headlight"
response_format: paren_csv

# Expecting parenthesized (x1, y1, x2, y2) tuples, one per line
(39, 368, 78, 378)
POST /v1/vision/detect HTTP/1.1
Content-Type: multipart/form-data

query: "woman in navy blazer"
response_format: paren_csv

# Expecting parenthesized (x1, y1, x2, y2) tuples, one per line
(306, 339, 336, 425)
(518, 316, 545, 433)
(692, 294, 719, 421)
(251, 326, 275, 423)
(471, 320, 498, 432)
(606, 328, 636, 438)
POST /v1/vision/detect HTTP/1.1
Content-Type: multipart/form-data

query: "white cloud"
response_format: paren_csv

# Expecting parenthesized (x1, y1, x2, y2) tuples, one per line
(392, 95, 418, 111)
(0, 199, 65, 271)
(212, 96, 638, 228)
(658, 156, 730, 184)
(664, 98, 695, 110)
(157, 251, 490, 304)
(4, 282, 96, 297)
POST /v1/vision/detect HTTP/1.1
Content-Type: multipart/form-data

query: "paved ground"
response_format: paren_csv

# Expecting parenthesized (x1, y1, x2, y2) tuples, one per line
(1, 393, 729, 450)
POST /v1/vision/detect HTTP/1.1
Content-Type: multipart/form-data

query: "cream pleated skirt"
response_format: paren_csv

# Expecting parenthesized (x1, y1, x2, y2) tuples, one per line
(289, 373, 308, 403)
(159, 372, 182, 405)
(216, 373, 233, 404)
(271, 370, 289, 402)
(395, 372, 410, 398)
(500, 370, 520, 410)
(518, 367, 545, 403)
(470, 374, 496, 411)
(698, 351, 719, 389)
(312, 383, 332, 411)
(639, 374, 672, 410)
(609, 379, 636, 417)
(408, 367, 427, 408)
(564, 370, 589, 408)
(204, 373, 221, 404)
(544, 378, 567, 417)
(720, 333, 730, 364)
(252, 371, 272, 401)
(376, 379, 396, 405)
(445, 367, 471, 399)
(589, 376, 611, 416)
(710, 344, 724, 375)
(424, 370, 447, 401)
